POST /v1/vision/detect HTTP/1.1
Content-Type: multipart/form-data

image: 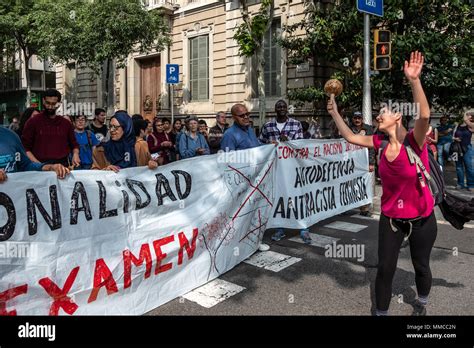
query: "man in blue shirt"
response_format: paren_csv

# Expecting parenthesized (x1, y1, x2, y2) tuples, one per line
(221, 104, 261, 151)
(220, 104, 270, 252)
(0, 127, 69, 183)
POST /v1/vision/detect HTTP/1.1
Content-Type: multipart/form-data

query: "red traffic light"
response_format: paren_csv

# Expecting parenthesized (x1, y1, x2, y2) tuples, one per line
(376, 43, 390, 56)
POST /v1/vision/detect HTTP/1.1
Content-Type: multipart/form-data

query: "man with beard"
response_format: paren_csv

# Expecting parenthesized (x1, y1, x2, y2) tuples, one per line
(21, 89, 80, 168)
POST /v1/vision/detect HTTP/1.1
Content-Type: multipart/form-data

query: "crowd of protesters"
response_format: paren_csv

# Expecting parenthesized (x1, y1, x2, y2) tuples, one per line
(1, 62, 472, 317)
(2, 88, 472, 192)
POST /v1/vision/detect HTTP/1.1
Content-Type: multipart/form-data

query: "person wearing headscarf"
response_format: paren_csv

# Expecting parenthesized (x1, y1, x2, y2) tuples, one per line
(92, 111, 137, 172)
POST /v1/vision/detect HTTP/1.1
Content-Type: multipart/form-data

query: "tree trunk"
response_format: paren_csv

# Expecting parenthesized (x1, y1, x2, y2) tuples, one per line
(256, 46, 266, 127)
(103, 58, 111, 114)
(22, 50, 31, 108)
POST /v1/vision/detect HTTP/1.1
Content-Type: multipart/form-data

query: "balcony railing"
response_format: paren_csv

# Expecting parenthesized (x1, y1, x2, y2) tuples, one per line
(142, 0, 177, 9)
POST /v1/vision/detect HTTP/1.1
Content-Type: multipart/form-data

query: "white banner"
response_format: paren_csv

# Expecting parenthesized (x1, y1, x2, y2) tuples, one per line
(268, 139, 373, 229)
(0, 145, 275, 315)
(0, 140, 371, 315)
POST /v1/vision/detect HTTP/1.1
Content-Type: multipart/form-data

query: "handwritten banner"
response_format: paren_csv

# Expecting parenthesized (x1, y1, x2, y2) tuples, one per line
(268, 139, 373, 229)
(0, 140, 370, 315)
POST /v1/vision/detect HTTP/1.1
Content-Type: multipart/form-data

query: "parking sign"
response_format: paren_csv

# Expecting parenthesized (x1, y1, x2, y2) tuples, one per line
(166, 64, 179, 84)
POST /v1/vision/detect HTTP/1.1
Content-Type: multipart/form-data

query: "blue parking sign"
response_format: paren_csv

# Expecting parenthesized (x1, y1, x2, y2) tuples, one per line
(166, 64, 179, 84)
(357, 0, 383, 17)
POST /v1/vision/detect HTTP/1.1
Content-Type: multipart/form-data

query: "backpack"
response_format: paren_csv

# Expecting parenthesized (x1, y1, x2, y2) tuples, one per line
(379, 136, 445, 206)
(85, 130, 93, 149)
(439, 192, 474, 230)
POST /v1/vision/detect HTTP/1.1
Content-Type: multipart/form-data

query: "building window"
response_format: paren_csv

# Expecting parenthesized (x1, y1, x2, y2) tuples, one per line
(189, 35, 209, 101)
(45, 72, 56, 89)
(29, 70, 43, 89)
(251, 19, 281, 98)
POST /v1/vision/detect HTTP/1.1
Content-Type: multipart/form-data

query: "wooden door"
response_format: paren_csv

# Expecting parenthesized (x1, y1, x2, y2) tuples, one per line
(140, 56, 161, 123)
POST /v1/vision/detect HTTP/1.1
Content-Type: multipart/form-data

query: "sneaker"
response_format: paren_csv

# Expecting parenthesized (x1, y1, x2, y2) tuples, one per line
(271, 229, 286, 241)
(258, 243, 270, 252)
(300, 229, 312, 244)
(412, 301, 427, 316)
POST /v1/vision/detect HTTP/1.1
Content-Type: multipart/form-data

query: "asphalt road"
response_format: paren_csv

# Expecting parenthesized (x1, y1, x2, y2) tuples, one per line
(146, 163, 474, 316)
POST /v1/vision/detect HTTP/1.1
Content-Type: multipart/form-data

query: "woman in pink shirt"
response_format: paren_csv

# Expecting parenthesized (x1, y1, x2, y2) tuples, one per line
(327, 52, 436, 316)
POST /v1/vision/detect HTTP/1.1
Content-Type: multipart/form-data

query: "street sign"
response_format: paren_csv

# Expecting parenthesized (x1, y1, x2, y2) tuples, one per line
(166, 64, 179, 84)
(357, 0, 384, 17)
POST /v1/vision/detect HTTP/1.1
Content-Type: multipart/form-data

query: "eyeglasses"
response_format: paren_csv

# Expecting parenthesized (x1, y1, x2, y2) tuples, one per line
(235, 112, 250, 118)
(110, 125, 122, 131)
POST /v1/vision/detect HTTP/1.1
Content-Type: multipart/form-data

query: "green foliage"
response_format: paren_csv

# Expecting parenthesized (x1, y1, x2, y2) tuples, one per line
(280, 0, 473, 113)
(0, 0, 38, 55)
(233, 1, 274, 57)
(30, 0, 171, 74)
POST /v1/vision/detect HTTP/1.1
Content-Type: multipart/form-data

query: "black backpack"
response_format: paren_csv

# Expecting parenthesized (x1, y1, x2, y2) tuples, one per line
(379, 136, 445, 206)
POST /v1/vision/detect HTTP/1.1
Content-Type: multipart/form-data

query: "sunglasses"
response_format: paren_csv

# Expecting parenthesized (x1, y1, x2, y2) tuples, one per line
(235, 112, 250, 118)
(110, 125, 122, 131)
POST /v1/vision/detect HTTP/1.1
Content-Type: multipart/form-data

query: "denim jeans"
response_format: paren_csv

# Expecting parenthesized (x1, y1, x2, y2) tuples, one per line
(437, 142, 451, 168)
(455, 144, 474, 188)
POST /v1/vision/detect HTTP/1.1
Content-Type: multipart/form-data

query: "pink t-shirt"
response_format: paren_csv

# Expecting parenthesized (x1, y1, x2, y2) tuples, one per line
(373, 131, 434, 219)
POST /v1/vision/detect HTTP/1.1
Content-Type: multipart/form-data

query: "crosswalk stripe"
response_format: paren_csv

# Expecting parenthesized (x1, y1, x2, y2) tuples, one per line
(244, 250, 301, 272)
(181, 279, 246, 308)
(289, 234, 340, 248)
(324, 221, 368, 233)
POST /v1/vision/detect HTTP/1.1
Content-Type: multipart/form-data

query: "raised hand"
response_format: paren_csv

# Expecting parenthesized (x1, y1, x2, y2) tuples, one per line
(404, 51, 424, 82)
(326, 94, 339, 117)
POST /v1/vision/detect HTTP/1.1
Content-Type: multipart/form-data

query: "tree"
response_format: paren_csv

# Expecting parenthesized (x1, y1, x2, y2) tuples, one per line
(279, 0, 473, 115)
(233, 0, 275, 126)
(32, 0, 171, 111)
(0, 0, 39, 108)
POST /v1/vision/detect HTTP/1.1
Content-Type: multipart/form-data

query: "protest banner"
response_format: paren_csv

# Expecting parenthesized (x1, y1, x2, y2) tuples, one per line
(268, 139, 373, 229)
(0, 145, 275, 315)
(0, 140, 371, 315)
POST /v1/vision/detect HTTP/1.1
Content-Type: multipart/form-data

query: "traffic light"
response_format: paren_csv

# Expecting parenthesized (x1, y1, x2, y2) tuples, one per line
(374, 29, 391, 70)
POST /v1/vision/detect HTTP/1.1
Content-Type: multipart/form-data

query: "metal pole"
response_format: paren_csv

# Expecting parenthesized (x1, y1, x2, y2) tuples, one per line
(363, 13, 375, 214)
(170, 84, 174, 125)
(363, 13, 372, 126)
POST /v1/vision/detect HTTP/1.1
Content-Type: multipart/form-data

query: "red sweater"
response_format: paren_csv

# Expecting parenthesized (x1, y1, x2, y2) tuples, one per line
(147, 131, 173, 164)
(21, 111, 79, 162)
